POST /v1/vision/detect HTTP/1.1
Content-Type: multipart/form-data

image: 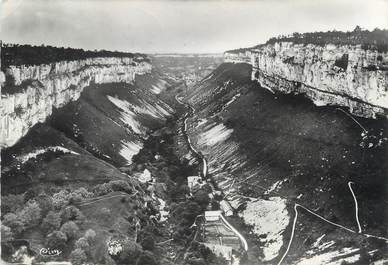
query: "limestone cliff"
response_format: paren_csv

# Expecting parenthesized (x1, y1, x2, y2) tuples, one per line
(225, 42, 388, 118)
(1, 57, 152, 148)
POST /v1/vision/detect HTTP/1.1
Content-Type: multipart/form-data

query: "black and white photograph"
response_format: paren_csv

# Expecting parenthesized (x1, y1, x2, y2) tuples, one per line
(1, 0, 388, 264)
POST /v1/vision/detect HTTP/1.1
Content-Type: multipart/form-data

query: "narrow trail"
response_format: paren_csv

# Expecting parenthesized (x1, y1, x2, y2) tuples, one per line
(175, 93, 249, 252)
(78, 191, 138, 207)
(220, 214, 249, 251)
(176, 93, 388, 264)
(277, 110, 383, 264)
(348, 182, 362, 233)
(336, 108, 367, 133)
(277, 182, 388, 265)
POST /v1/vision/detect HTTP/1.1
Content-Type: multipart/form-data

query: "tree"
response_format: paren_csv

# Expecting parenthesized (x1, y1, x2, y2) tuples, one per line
(60, 221, 80, 240)
(1, 225, 14, 242)
(136, 251, 158, 265)
(1, 194, 24, 214)
(353, 25, 362, 32)
(93, 183, 112, 196)
(41, 211, 61, 234)
(60, 205, 84, 222)
(69, 248, 87, 265)
(84, 229, 96, 243)
(46, 231, 67, 249)
(172, 201, 202, 227)
(2, 213, 25, 234)
(52, 190, 70, 209)
(114, 239, 142, 265)
(69, 188, 93, 204)
(18, 200, 42, 228)
(109, 180, 132, 194)
(140, 235, 155, 251)
(36, 193, 54, 216)
(75, 237, 90, 253)
(192, 189, 210, 208)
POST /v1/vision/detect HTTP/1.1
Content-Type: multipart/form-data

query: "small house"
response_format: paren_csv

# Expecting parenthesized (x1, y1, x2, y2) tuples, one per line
(205, 210, 222, 222)
(220, 200, 233, 217)
(187, 176, 202, 190)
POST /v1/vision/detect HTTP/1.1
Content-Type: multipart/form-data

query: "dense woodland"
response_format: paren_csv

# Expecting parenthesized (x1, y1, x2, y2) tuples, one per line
(265, 26, 388, 51)
(227, 27, 388, 53)
(1, 43, 148, 70)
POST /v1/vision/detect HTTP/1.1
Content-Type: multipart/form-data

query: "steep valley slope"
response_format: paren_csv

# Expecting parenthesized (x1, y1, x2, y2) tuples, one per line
(1, 67, 183, 264)
(1, 50, 228, 265)
(185, 62, 388, 264)
(2, 44, 388, 265)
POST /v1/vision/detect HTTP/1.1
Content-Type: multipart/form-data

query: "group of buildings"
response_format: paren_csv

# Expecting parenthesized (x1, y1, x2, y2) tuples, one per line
(187, 175, 239, 263)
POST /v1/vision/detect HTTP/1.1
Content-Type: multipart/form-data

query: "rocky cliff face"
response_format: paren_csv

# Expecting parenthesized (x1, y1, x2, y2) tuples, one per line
(225, 42, 388, 118)
(223, 51, 252, 64)
(1, 58, 152, 148)
(186, 63, 388, 264)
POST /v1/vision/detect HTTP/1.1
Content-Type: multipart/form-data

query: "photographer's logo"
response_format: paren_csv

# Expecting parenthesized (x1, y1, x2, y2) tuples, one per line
(39, 248, 62, 257)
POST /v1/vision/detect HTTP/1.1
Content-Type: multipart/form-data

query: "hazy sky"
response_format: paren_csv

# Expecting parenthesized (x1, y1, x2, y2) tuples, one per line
(1, 0, 387, 53)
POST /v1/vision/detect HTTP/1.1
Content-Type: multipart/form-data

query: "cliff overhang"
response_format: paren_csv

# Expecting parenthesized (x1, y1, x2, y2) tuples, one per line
(1, 57, 152, 148)
(224, 42, 388, 119)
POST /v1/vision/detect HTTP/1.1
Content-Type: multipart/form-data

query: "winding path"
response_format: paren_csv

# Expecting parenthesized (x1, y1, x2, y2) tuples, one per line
(348, 182, 362, 233)
(175, 93, 249, 252)
(277, 182, 388, 265)
(220, 214, 249, 251)
(177, 93, 388, 264)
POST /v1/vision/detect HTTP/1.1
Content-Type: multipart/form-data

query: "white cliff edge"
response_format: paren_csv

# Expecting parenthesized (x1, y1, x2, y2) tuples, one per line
(0, 57, 152, 148)
(224, 42, 388, 119)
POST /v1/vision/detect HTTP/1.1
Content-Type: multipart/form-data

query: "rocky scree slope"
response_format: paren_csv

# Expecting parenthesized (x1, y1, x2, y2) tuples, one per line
(185, 63, 388, 264)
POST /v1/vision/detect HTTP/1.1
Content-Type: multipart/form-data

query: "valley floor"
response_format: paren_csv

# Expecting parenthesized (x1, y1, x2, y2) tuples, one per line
(2, 62, 388, 265)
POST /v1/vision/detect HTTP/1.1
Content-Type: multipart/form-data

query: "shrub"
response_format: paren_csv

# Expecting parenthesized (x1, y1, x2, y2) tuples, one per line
(84, 229, 96, 243)
(93, 180, 133, 196)
(75, 237, 90, 252)
(93, 183, 112, 196)
(60, 205, 84, 223)
(1, 225, 14, 242)
(114, 239, 142, 265)
(136, 251, 158, 265)
(46, 231, 67, 249)
(41, 211, 61, 234)
(73, 187, 93, 197)
(69, 188, 93, 204)
(2, 213, 25, 234)
(109, 180, 132, 194)
(53, 190, 70, 209)
(69, 248, 87, 265)
(60, 221, 80, 240)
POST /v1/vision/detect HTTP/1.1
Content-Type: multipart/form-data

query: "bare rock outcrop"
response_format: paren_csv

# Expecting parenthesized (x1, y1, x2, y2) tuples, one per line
(224, 42, 388, 118)
(1, 58, 152, 147)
